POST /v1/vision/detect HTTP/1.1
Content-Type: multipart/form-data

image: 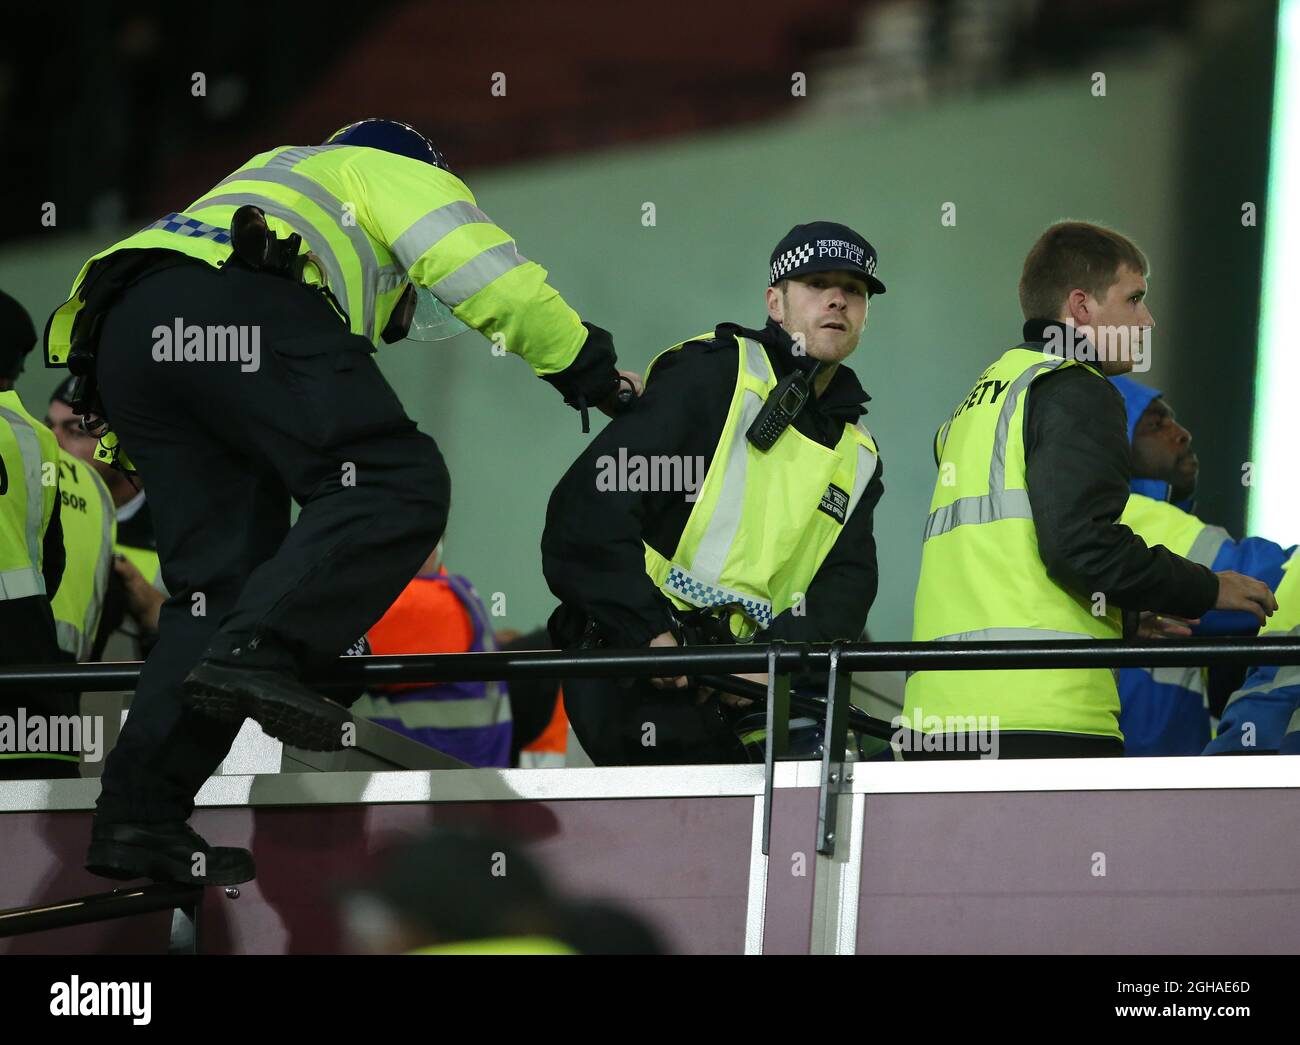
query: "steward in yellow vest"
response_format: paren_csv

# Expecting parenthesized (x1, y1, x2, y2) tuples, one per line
(54, 120, 630, 887)
(0, 292, 78, 779)
(544, 221, 886, 765)
(50, 449, 116, 662)
(904, 221, 1274, 758)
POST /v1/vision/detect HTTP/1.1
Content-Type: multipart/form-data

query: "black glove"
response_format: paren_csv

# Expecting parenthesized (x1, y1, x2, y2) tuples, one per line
(541, 321, 621, 432)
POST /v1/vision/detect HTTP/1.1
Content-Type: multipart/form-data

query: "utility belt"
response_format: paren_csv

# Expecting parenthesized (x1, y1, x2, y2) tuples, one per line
(574, 602, 749, 657)
(60, 205, 409, 472)
(568, 604, 901, 757)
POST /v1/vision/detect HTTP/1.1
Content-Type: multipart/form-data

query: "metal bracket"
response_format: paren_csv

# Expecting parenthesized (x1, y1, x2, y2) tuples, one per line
(761, 641, 790, 856)
(817, 641, 853, 856)
(167, 892, 203, 955)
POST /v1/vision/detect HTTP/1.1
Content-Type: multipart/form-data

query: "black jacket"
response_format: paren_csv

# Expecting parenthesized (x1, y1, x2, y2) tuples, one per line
(542, 319, 884, 648)
(1019, 320, 1219, 625)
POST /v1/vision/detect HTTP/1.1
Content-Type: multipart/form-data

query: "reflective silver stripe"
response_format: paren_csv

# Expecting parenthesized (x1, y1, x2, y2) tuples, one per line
(377, 264, 406, 295)
(391, 200, 494, 271)
(931, 627, 1098, 643)
(84, 469, 115, 657)
(924, 488, 1033, 541)
(844, 438, 878, 522)
(1149, 665, 1203, 690)
(265, 146, 333, 169)
(1134, 665, 1205, 692)
(189, 192, 351, 323)
(1186, 524, 1230, 567)
(1223, 661, 1300, 707)
(988, 357, 1065, 491)
(55, 619, 82, 660)
(0, 567, 42, 600)
(518, 750, 565, 768)
(360, 693, 507, 730)
(691, 342, 770, 579)
(742, 338, 770, 383)
(0, 404, 47, 598)
(429, 240, 528, 308)
(905, 626, 1119, 683)
(213, 161, 380, 338)
(924, 357, 1065, 542)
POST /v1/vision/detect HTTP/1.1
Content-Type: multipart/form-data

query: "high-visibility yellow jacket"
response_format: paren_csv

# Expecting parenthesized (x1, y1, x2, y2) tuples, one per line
(48, 144, 588, 375)
(50, 450, 115, 660)
(0, 390, 60, 601)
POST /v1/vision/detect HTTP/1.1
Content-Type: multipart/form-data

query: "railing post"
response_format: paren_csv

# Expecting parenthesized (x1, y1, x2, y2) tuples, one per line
(167, 891, 203, 955)
(761, 641, 790, 857)
(817, 642, 853, 856)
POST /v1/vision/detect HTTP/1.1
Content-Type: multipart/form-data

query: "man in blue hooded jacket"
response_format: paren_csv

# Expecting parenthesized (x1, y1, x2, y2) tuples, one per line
(1110, 375, 1294, 755)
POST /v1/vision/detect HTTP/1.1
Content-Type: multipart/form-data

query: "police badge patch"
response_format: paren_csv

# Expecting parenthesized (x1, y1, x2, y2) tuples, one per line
(818, 483, 849, 524)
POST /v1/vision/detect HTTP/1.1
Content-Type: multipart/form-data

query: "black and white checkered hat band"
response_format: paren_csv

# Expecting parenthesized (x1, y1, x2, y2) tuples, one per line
(770, 243, 815, 283)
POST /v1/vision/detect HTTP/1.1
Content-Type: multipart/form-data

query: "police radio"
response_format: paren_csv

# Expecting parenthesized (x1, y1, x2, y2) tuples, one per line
(746, 362, 821, 452)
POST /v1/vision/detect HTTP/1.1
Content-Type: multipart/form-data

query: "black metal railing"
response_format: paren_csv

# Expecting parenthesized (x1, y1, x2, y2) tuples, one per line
(1, 635, 1297, 948)
(0, 882, 203, 952)
(3, 635, 1299, 692)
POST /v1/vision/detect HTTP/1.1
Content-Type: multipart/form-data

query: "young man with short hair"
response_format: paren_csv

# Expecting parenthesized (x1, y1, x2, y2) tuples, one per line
(904, 221, 1276, 759)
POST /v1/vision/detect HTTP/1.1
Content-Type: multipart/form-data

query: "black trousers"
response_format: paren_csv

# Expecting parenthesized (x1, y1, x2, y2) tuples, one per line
(900, 732, 1124, 760)
(0, 596, 79, 779)
(93, 261, 449, 822)
(563, 676, 748, 766)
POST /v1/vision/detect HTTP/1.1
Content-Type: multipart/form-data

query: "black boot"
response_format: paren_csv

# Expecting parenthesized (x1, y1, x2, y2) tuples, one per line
(184, 658, 352, 751)
(86, 820, 256, 885)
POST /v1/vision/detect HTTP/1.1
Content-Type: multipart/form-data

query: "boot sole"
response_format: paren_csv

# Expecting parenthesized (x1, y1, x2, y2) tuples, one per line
(85, 840, 255, 886)
(184, 671, 351, 752)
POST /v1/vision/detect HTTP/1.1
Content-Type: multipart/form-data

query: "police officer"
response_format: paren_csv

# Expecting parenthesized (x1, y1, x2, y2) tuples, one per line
(543, 221, 885, 765)
(0, 289, 76, 778)
(45, 120, 631, 884)
(1110, 375, 1294, 755)
(905, 222, 1276, 758)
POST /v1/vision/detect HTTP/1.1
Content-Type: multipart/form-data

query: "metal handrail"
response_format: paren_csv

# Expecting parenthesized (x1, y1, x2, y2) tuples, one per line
(1, 636, 1298, 691)
(0, 883, 203, 952)
(1, 634, 1296, 943)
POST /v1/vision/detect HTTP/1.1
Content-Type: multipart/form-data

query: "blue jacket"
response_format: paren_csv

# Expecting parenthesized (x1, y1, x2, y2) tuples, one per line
(1109, 376, 1294, 755)
(1207, 555, 1300, 754)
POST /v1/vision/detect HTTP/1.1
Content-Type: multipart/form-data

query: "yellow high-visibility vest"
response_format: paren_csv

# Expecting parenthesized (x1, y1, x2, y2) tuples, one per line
(906, 346, 1124, 738)
(0, 390, 60, 601)
(51, 450, 116, 660)
(642, 333, 878, 638)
